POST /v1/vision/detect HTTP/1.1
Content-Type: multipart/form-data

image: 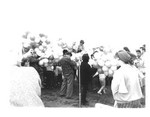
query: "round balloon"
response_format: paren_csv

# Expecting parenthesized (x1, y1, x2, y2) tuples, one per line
(97, 59, 105, 67)
(39, 60, 44, 66)
(98, 68, 103, 74)
(108, 69, 114, 76)
(105, 60, 111, 68)
(102, 66, 108, 72)
(104, 71, 109, 76)
(111, 65, 117, 71)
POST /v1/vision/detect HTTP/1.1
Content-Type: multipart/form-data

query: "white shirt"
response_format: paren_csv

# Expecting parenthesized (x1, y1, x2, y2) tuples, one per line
(111, 64, 143, 102)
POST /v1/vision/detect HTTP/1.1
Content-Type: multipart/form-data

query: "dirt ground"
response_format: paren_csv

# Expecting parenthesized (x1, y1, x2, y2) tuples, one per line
(41, 80, 145, 108)
(41, 79, 114, 108)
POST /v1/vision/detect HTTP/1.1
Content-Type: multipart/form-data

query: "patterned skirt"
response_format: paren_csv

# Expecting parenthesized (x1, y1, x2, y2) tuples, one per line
(115, 99, 143, 108)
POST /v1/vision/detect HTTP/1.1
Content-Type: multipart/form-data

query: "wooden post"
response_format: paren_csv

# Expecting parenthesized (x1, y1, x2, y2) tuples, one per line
(79, 64, 81, 107)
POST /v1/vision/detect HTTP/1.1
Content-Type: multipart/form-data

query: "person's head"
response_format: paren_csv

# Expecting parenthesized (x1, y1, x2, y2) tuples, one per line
(136, 49, 142, 58)
(63, 49, 68, 56)
(116, 50, 133, 65)
(82, 54, 89, 63)
(80, 40, 84, 45)
(123, 47, 130, 52)
(66, 52, 72, 58)
(140, 47, 146, 54)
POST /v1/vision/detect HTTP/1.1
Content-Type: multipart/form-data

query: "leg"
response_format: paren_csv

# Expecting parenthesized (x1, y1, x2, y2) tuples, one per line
(46, 71, 51, 88)
(66, 74, 74, 98)
(81, 84, 88, 105)
(92, 75, 99, 91)
(97, 74, 106, 94)
(59, 76, 67, 96)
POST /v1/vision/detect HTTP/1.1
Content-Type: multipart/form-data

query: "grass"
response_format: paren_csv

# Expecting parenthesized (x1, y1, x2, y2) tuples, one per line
(41, 78, 145, 108)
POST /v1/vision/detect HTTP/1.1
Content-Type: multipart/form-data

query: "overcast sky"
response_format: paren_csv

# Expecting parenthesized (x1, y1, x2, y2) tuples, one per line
(2, 0, 149, 53)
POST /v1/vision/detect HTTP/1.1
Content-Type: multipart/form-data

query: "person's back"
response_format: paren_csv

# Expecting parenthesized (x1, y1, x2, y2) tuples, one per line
(81, 62, 91, 85)
(9, 66, 44, 107)
(58, 56, 75, 77)
(112, 64, 143, 102)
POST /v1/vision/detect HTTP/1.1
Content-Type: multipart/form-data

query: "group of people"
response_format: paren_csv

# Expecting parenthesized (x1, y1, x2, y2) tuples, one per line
(10, 37, 146, 108)
(111, 45, 146, 108)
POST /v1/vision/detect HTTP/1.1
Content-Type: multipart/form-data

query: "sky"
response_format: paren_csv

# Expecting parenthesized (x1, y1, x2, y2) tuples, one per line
(1, 0, 149, 53)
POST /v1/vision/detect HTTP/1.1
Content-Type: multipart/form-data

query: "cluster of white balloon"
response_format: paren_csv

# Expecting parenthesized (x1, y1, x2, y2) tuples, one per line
(88, 48, 120, 78)
(22, 32, 56, 67)
(21, 32, 120, 79)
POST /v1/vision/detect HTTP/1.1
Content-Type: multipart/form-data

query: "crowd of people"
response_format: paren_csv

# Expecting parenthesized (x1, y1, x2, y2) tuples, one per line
(10, 33, 146, 108)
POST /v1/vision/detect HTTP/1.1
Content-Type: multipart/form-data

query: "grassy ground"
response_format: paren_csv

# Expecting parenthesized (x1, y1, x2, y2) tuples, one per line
(41, 79, 145, 108)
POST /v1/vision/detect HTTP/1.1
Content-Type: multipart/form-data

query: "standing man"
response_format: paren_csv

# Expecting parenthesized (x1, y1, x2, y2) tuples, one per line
(53, 50, 77, 99)
(80, 54, 92, 105)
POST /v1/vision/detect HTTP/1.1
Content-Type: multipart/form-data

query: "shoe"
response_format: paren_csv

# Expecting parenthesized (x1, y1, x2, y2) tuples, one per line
(81, 100, 89, 105)
(58, 94, 65, 97)
(66, 97, 72, 99)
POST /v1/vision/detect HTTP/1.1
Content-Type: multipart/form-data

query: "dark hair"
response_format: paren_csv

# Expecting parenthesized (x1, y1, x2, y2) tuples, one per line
(67, 52, 72, 56)
(136, 49, 141, 53)
(123, 47, 130, 52)
(82, 54, 89, 62)
(140, 47, 146, 52)
(63, 49, 68, 55)
(80, 40, 84, 44)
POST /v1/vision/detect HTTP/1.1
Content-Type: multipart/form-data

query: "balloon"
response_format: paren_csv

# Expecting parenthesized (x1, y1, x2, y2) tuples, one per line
(92, 61, 99, 68)
(23, 39, 30, 48)
(117, 60, 123, 66)
(97, 59, 105, 67)
(35, 37, 40, 43)
(39, 60, 44, 66)
(41, 37, 46, 42)
(45, 39, 50, 44)
(42, 42, 47, 48)
(111, 65, 117, 71)
(39, 45, 44, 51)
(104, 71, 109, 76)
(49, 55, 54, 60)
(28, 33, 35, 41)
(34, 48, 39, 52)
(102, 66, 108, 72)
(111, 59, 118, 66)
(105, 60, 111, 68)
(43, 58, 48, 64)
(36, 50, 44, 57)
(30, 36, 35, 41)
(44, 63, 48, 67)
(23, 42, 30, 48)
(98, 68, 103, 74)
(108, 69, 114, 76)
(94, 52, 101, 60)
(101, 55, 107, 62)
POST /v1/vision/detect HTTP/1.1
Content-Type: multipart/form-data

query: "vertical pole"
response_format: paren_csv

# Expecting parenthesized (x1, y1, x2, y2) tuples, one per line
(79, 64, 81, 107)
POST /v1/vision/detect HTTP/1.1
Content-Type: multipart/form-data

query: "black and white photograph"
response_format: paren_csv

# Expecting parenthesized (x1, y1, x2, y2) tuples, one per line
(2, 0, 149, 116)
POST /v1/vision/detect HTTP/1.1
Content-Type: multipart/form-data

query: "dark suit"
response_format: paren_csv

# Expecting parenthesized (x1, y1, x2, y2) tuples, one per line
(80, 61, 92, 104)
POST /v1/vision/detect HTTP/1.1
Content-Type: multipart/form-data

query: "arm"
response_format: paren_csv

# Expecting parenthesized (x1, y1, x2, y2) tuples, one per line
(111, 71, 122, 97)
(66, 58, 77, 69)
(138, 70, 145, 87)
